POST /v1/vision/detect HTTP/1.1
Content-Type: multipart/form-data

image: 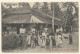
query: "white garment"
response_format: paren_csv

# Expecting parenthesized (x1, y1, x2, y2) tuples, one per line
(20, 28, 26, 33)
(42, 37, 46, 47)
(42, 32, 46, 36)
(59, 27, 63, 32)
(42, 32, 47, 39)
(44, 28, 48, 32)
(57, 35, 62, 44)
(56, 29, 59, 33)
(27, 35, 31, 45)
(55, 35, 62, 46)
(38, 36, 42, 46)
(41, 32, 47, 47)
(31, 28, 36, 33)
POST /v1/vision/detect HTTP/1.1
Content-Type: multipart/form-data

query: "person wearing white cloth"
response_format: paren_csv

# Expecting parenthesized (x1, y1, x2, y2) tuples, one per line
(44, 28, 48, 32)
(31, 28, 36, 34)
(19, 27, 26, 49)
(56, 34, 62, 48)
(20, 28, 26, 34)
(38, 35, 42, 46)
(59, 26, 63, 33)
(27, 35, 31, 46)
(41, 30, 47, 47)
(56, 28, 59, 33)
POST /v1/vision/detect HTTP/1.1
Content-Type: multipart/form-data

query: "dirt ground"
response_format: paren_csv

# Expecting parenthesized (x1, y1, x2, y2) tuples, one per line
(2, 32, 79, 53)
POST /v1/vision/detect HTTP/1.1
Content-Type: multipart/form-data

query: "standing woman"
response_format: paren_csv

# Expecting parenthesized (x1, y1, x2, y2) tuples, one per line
(57, 33, 63, 48)
(56, 33, 62, 48)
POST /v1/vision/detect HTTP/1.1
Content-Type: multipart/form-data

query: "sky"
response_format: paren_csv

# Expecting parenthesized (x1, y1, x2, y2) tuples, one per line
(28, 2, 35, 8)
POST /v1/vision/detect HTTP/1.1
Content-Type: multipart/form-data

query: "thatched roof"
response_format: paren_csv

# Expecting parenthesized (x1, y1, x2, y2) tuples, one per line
(3, 7, 62, 25)
(6, 7, 31, 15)
(31, 9, 61, 21)
(3, 14, 31, 24)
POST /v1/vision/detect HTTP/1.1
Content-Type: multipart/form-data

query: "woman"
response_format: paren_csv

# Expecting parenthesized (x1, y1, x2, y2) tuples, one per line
(57, 34, 62, 48)
(55, 33, 62, 48)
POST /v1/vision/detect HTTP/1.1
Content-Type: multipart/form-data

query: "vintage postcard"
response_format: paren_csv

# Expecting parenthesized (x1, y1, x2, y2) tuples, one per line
(1, 0, 79, 53)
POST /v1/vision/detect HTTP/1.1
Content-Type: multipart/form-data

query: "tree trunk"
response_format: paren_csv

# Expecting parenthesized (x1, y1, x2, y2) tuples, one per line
(52, 3, 54, 33)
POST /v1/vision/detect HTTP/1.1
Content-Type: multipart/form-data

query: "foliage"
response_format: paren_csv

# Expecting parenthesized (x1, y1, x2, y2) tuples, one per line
(62, 2, 78, 27)
(2, 2, 78, 27)
(2, 34, 21, 50)
(32, 2, 40, 11)
(18, 2, 31, 8)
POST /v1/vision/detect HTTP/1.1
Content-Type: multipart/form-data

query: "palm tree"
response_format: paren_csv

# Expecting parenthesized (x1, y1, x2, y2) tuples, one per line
(51, 2, 54, 33)
(32, 2, 40, 11)
(1, 4, 8, 17)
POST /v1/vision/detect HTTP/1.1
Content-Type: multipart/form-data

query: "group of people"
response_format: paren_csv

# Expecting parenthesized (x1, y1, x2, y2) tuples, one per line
(18, 25, 72, 49)
(19, 26, 63, 49)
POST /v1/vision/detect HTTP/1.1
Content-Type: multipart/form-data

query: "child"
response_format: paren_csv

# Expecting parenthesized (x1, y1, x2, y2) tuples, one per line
(31, 34, 35, 48)
(41, 36, 46, 47)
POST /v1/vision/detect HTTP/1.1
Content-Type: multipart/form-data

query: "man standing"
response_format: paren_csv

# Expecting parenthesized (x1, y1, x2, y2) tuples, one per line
(19, 24, 26, 49)
(69, 32, 73, 45)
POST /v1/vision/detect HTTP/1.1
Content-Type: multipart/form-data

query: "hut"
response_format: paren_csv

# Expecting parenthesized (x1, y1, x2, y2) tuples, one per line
(2, 7, 62, 35)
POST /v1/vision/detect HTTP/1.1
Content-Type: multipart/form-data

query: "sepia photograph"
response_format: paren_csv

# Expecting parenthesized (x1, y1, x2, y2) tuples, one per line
(1, 2, 79, 52)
